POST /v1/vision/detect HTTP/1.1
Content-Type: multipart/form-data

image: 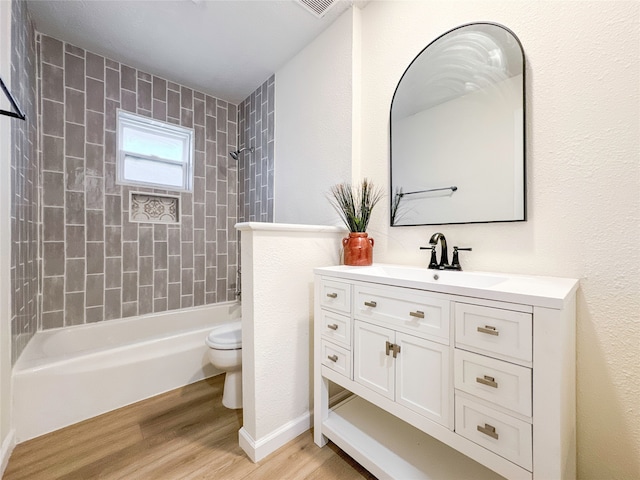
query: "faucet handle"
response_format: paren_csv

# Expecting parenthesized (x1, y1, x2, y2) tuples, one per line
(420, 245, 439, 269)
(450, 246, 472, 271)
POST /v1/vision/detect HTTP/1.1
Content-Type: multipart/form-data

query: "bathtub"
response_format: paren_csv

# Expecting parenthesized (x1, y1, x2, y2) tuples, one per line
(13, 301, 241, 442)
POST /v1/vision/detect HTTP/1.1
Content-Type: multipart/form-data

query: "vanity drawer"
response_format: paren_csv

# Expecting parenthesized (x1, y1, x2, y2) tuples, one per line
(320, 310, 351, 348)
(354, 284, 450, 343)
(321, 340, 352, 379)
(455, 396, 532, 472)
(319, 278, 352, 314)
(455, 303, 532, 364)
(454, 349, 532, 417)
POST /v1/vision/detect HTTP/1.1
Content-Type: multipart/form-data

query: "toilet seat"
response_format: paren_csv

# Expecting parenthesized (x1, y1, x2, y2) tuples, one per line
(206, 320, 242, 350)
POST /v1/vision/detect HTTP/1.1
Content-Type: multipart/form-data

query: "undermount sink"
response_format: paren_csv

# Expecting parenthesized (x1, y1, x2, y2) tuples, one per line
(343, 264, 508, 289)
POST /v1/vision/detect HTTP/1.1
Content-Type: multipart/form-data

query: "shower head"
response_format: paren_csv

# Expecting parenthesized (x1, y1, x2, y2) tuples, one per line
(229, 146, 255, 160)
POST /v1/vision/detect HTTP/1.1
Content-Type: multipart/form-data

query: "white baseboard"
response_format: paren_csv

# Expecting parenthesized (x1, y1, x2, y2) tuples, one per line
(239, 412, 311, 463)
(0, 429, 15, 476)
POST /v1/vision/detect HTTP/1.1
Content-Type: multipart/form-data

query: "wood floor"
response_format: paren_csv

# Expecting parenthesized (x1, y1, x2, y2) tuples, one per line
(3, 375, 375, 479)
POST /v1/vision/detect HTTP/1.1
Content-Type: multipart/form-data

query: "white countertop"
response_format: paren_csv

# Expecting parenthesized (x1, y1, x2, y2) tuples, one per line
(315, 263, 579, 309)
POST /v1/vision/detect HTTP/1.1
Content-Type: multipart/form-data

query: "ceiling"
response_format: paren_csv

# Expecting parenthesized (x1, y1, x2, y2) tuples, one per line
(26, 0, 365, 104)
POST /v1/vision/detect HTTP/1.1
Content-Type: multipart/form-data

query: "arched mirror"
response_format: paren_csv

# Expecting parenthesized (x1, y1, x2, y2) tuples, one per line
(390, 22, 525, 226)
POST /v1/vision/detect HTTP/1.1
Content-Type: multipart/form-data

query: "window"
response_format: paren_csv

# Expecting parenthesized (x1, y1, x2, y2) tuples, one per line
(117, 111, 193, 191)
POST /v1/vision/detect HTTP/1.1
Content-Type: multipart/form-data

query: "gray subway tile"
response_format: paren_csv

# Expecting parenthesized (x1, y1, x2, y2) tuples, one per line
(139, 256, 153, 286)
(123, 242, 138, 272)
(138, 286, 153, 315)
(43, 242, 65, 276)
(121, 64, 136, 92)
(105, 226, 122, 257)
(86, 210, 104, 241)
(105, 67, 120, 101)
(86, 242, 105, 274)
(122, 272, 138, 303)
(86, 274, 104, 307)
(42, 135, 64, 172)
(137, 79, 151, 110)
(105, 195, 122, 226)
(43, 276, 64, 312)
(42, 100, 64, 136)
(64, 53, 85, 91)
(86, 306, 104, 323)
(85, 110, 104, 144)
(105, 257, 122, 288)
(65, 191, 85, 225)
(64, 122, 85, 158)
(65, 258, 85, 292)
(41, 35, 63, 67)
(105, 288, 121, 320)
(65, 292, 85, 326)
(42, 311, 64, 329)
(65, 87, 85, 124)
(43, 207, 65, 241)
(65, 157, 85, 192)
(86, 52, 104, 80)
(42, 63, 64, 102)
(65, 225, 85, 258)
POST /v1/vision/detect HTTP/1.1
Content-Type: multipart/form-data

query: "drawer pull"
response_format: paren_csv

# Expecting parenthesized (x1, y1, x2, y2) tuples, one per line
(477, 325, 499, 336)
(409, 310, 425, 319)
(477, 423, 499, 440)
(326, 292, 338, 298)
(327, 354, 339, 363)
(476, 375, 498, 388)
(364, 300, 377, 308)
(327, 324, 339, 330)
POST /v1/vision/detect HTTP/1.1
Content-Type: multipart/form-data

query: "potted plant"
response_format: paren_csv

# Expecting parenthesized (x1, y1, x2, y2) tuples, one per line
(329, 179, 383, 266)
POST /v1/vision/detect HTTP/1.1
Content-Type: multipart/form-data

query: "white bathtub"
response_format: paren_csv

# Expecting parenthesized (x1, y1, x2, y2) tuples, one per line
(13, 301, 241, 442)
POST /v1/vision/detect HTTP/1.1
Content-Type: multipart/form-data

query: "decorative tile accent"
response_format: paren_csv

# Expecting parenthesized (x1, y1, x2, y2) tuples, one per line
(130, 193, 179, 224)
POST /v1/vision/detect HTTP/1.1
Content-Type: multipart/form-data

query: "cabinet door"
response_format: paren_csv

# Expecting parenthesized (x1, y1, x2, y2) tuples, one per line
(354, 321, 394, 400)
(396, 332, 451, 427)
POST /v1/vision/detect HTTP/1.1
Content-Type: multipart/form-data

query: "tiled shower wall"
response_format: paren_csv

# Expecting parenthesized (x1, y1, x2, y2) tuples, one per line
(10, 0, 39, 363)
(38, 34, 240, 329)
(238, 75, 275, 222)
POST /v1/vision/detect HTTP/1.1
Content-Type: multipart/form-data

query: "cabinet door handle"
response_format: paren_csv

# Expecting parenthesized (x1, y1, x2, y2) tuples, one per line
(364, 300, 377, 308)
(477, 423, 499, 440)
(476, 375, 498, 388)
(409, 310, 425, 319)
(477, 325, 499, 336)
(326, 292, 338, 298)
(327, 323, 339, 330)
(385, 341, 401, 358)
(327, 354, 338, 363)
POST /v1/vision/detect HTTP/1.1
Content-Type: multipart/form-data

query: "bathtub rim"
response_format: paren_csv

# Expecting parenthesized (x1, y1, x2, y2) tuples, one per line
(14, 301, 241, 373)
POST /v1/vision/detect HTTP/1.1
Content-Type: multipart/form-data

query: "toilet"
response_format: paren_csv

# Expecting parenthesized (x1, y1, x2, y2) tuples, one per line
(205, 320, 242, 409)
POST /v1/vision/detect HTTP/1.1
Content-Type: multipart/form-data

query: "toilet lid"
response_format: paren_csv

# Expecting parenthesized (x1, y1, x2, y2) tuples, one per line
(206, 320, 242, 350)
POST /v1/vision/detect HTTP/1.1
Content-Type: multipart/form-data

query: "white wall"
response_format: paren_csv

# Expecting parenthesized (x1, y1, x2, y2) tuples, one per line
(237, 222, 344, 462)
(274, 8, 357, 226)
(276, 1, 639, 478)
(356, 2, 638, 479)
(0, 0, 15, 473)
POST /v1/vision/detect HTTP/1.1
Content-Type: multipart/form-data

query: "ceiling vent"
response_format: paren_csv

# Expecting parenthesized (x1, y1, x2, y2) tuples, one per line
(295, 0, 338, 18)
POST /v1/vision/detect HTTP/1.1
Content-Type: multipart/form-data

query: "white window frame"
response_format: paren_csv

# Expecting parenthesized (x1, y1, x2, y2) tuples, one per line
(116, 110, 194, 192)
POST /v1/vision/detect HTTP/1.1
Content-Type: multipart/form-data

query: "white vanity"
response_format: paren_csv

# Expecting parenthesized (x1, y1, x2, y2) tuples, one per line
(313, 264, 578, 480)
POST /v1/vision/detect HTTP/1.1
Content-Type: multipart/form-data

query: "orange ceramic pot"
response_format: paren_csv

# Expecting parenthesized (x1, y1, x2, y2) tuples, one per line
(343, 232, 374, 266)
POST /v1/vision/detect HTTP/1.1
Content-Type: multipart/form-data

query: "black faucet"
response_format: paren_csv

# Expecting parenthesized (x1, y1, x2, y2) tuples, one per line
(450, 246, 472, 271)
(421, 233, 472, 270)
(420, 232, 448, 269)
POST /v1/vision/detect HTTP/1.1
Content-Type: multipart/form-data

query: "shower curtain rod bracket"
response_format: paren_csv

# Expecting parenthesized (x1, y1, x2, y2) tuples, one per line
(0, 76, 26, 121)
